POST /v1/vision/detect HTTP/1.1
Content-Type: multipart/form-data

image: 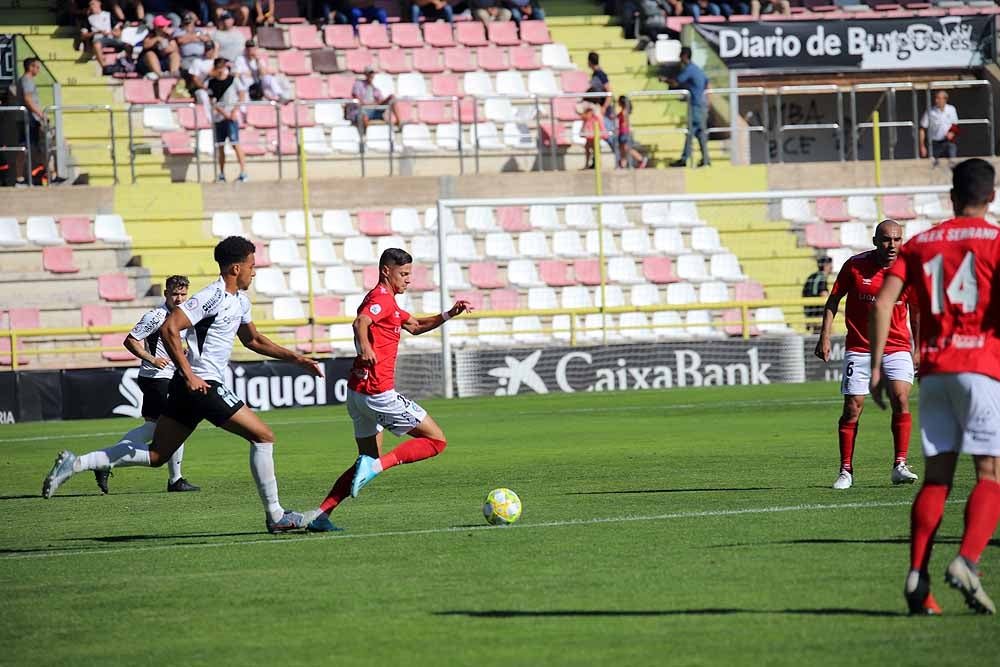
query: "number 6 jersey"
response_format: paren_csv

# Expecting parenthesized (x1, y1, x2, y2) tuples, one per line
(889, 216, 1000, 380)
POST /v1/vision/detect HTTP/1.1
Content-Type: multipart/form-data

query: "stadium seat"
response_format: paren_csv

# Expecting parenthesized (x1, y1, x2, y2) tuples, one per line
(417, 100, 450, 124)
(913, 193, 950, 219)
(512, 315, 548, 345)
(630, 283, 661, 307)
(816, 197, 850, 222)
(734, 280, 765, 301)
(710, 253, 747, 282)
(325, 25, 358, 49)
(440, 48, 473, 75)
(464, 207, 497, 233)
(313, 295, 344, 317)
(643, 256, 679, 284)
(565, 204, 595, 229)
(528, 286, 558, 310)
(359, 23, 390, 49)
(295, 324, 332, 354)
(124, 79, 157, 104)
(399, 124, 436, 152)
(539, 260, 574, 287)
(408, 234, 433, 262)
(840, 222, 871, 249)
(593, 284, 625, 308)
(485, 21, 519, 46)
(572, 259, 600, 286)
(755, 307, 793, 333)
(424, 206, 456, 232)
(324, 265, 361, 294)
(469, 262, 507, 289)
(431, 73, 461, 98)
(412, 48, 445, 74)
(330, 125, 363, 154)
(397, 72, 428, 98)
(502, 122, 534, 150)
(306, 238, 340, 266)
(94, 214, 131, 244)
(477, 46, 508, 73)
(446, 234, 481, 261)
(280, 103, 315, 128)
(781, 197, 817, 224)
(600, 203, 631, 229)
(690, 226, 726, 254)
(686, 310, 723, 338)
(541, 43, 573, 70)
(98, 273, 136, 301)
(26, 216, 63, 245)
(698, 281, 729, 304)
(435, 123, 461, 151)
(653, 310, 686, 339)
(496, 71, 529, 98)
(676, 254, 710, 282)
(301, 126, 332, 155)
(586, 230, 620, 257)
(520, 21, 552, 45)
(295, 77, 326, 100)
(80, 304, 112, 327)
(421, 291, 442, 314)
(580, 313, 619, 343)
(327, 74, 356, 99)
(273, 296, 306, 320)
(883, 194, 916, 220)
(311, 49, 341, 74)
(285, 210, 321, 238)
(804, 223, 840, 249)
(328, 323, 356, 353)
(391, 22, 423, 48)
(562, 285, 592, 309)
(463, 71, 493, 97)
(358, 210, 392, 236)
(621, 229, 654, 256)
(389, 208, 421, 235)
(162, 131, 194, 156)
(364, 125, 394, 153)
(423, 22, 455, 48)
(485, 232, 517, 260)
(526, 205, 557, 231)
(721, 309, 759, 337)
(265, 128, 299, 155)
(378, 48, 409, 74)
(904, 219, 932, 242)
(619, 312, 654, 341)
(177, 105, 211, 130)
(344, 237, 377, 265)
(321, 210, 354, 237)
(510, 46, 541, 71)
(456, 21, 488, 47)
(0, 218, 26, 246)
(375, 235, 406, 258)
(552, 230, 588, 259)
(668, 202, 701, 227)
(269, 239, 305, 267)
(847, 195, 879, 221)
(59, 217, 95, 244)
(508, 258, 544, 287)
(254, 267, 291, 296)
(527, 70, 559, 96)
(477, 318, 512, 346)
(489, 288, 519, 311)
(289, 267, 327, 295)
(560, 70, 589, 94)
(278, 50, 311, 76)
(346, 49, 375, 73)
(608, 257, 643, 284)
(828, 247, 854, 274)
(436, 262, 471, 290)
(247, 104, 279, 129)
(315, 102, 349, 127)
(496, 206, 529, 232)
(552, 96, 579, 122)
(472, 122, 504, 150)
(42, 246, 78, 273)
(256, 25, 287, 49)
(142, 106, 178, 132)
(99, 333, 134, 361)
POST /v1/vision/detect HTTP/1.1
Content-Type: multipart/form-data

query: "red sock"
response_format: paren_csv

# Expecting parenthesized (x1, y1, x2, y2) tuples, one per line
(838, 419, 858, 472)
(959, 479, 1000, 564)
(910, 483, 950, 572)
(319, 463, 355, 515)
(891, 413, 912, 464)
(379, 438, 447, 471)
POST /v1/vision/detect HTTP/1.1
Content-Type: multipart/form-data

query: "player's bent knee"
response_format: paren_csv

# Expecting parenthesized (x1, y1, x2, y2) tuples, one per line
(429, 438, 447, 455)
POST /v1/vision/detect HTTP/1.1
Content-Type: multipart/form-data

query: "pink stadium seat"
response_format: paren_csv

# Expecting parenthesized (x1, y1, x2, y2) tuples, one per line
(240, 129, 268, 156)
(540, 260, 574, 287)
(553, 97, 579, 121)
(431, 74, 461, 97)
(643, 257, 679, 284)
(410, 264, 435, 291)
(489, 288, 519, 311)
(124, 79, 157, 104)
(392, 23, 424, 48)
(362, 265, 379, 288)
(314, 295, 344, 317)
(469, 262, 507, 289)
(573, 259, 602, 286)
(235, 26, 253, 40)
(162, 131, 194, 156)
(59, 217, 96, 243)
(510, 46, 541, 70)
(395, 100, 415, 124)
(295, 325, 332, 354)
(101, 333, 135, 361)
(360, 23, 391, 49)
(476, 46, 507, 72)
(453, 290, 486, 312)
(444, 48, 475, 73)
(0, 338, 28, 366)
(81, 305, 112, 327)
(561, 70, 590, 94)
(948, 7, 979, 16)
(497, 206, 529, 232)
(540, 123, 571, 147)
(722, 309, 759, 337)
(295, 76, 326, 100)
(156, 77, 187, 101)
(666, 16, 695, 32)
(254, 241, 271, 266)
(98, 274, 136, 301)
(816, 197, 850, 222)
(280, 103, 315, 127)
(346, 49, 376, 73)
(379, 48, 410, 74)
(328, 74, 356, 98)
(413, 48, 444, 73)
(290, 24, 324, 49)
(359, 210, 392, 236)
(458, 97, 478, 124)
(177, 105, 211, 129)
(487, 21, 520, 46)
(418, 100, 451, 124)
(883, 194, 916, 220)
(804, 223, 840, 249)
(698, 14, 725, 22)
(247, 104, 279, 128)
(520, 21, 552, 45)
(325, 25, 358, 49)
(456, 21, 488, 47)
(266, 129, 298, 154)
(278, 50, 311, 76)
(423, 21, 455, 48)
(9, 308, 41, 329)
(734, 280, 765, 301)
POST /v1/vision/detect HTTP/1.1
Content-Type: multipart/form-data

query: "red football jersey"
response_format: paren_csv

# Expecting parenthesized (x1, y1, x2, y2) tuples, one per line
(347, 285, 410, 395)
(831, 250, 912, 354)
(889, 217, 1000, 381)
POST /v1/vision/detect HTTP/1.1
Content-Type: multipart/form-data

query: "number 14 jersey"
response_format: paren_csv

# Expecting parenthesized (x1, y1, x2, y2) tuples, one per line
(889, 216, 1000, 381)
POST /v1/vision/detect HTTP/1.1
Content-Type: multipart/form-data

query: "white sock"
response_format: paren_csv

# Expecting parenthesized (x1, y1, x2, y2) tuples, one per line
(302, 508, 325, 523)
(249, 442, 284, 522)
(73, 421, 156, 472)
(167, 444, 185, 484)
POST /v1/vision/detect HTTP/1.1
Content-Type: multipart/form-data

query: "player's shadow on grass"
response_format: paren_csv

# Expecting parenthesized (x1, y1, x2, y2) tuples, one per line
(436, 608, 903, 618)
(0, 492, 160, 501)
(61, 531, 262, 543)
(566, 487, 777, 496)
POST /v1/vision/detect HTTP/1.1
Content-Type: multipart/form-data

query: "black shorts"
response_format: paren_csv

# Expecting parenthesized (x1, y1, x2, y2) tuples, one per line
(137, 376, 171, 420)
(164, 375, 245, 429)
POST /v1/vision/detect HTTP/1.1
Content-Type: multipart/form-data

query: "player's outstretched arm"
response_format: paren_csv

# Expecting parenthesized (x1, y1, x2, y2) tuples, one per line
(354, 314, 377, 367)
(403, 300, 473, 336)
(868, 273, 905, 409)
(123, 334, 168, 369)
(814, 292, 844, 362)
(162, 307, 208, 393)
(237, 322, 323, 376)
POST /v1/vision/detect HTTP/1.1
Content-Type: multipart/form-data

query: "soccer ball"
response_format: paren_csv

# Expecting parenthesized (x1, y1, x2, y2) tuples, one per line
(483, 488, 522, 526)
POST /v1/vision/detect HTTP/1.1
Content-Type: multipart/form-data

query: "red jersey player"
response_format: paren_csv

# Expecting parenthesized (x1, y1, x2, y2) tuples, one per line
(871, 158, 1000, 616)
(815, 219, 920, 490)
(303, 248, 472, 531)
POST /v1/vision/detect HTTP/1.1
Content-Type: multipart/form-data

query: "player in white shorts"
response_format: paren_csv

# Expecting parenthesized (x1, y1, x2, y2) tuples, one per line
(815, 219, 919, 489)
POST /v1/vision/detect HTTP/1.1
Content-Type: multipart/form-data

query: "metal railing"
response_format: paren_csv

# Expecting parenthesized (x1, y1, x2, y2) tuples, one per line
(42, 104, 119, 185)
(0, 105, 33, 187)
(704, 86, 769, 165)
(925, 80, 995, 159)
(850, 82, 919, 161)
(776, 84, 845, 163)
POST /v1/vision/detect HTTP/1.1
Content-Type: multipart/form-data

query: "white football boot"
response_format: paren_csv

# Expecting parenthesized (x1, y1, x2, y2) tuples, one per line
(832, 469, 853, 490)
(891, 461, 919, 485)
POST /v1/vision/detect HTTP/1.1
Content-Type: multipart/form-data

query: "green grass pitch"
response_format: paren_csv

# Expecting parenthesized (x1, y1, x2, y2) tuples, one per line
(2, 382, 997, 665)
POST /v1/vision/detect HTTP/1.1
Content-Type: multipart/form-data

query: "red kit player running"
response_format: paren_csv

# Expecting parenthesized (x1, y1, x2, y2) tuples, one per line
(871, 158, 1000, 616)
(303, 248, 472, 532)
(815, 219, 920, 489)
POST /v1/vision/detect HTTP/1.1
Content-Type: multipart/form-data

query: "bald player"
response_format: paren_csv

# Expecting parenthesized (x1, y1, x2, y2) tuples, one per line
(815, 219, 921, 490)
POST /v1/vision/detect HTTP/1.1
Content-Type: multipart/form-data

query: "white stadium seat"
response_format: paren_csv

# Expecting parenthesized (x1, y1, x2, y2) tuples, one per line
(508, 258, 544, 287)
(641, 202, 672, 226)
(321, 209, 355, 237)
(781, 197, 817, 224)
(424, 206, 456, 232)
(847, 195, 878, 221)
(477, 317, 512, 345)
(269, 239, 305, 267)
(593, 284, 624, 308)
(212, 211, 243, 238)
(251, 211, 286, 239)
(676, 253, 710, 282)
(343, 237, 377, 265)
(446, 233, 481, 261)
(564, 204, 595, 229)
(686, 310, 723, 338)
(518, 231, 551, 258)
(324, 265, 360, 294)
(710, 253, 747, 282)
(755, 307, 794, 333)
(653, 310, 686, 338)
(315, 102, 350, 127)
(285, 210, 322, 238)
(690, 226, 726, 254)
(308, 238, 340, 266)
(553, 230, 589, 259)
(512, 315, 549, 345)
(376, 234, 406, 257)
(630, 283, 660, 307)
(669, 202, 701, 227)
(541, 43, 573, 70)
(390, 208, 421, 235)
(465, 206, 498, 232)
(410, 235, 437, 262)
(561, 285, 592, 309)
(272, 296, 305, 320)
(26, 216, 63, 245)
(289, 267, 326, 295)
(666, 282, 697, 305)
(94, 214, 132, 244)
(698, 281, 729, 304)
(528, 286, 558, 310)
(527, 70, 559, 96)
(585, 230, 620, 257)
(840, 222, 871, 250)
(621, 229, 654, 256)
(485, 232, 517, 260)
(402, 124, 438, 152)
(330, 125, 362, 154)
(620, 312, 654, 341)
(529, 205, 560, 230)
(600, 203, 631, 229)
(608, 257, 643, 284)
(0, 218, 27, 246)
(653, 228, 686, 255)
(254, 268, 292, 296)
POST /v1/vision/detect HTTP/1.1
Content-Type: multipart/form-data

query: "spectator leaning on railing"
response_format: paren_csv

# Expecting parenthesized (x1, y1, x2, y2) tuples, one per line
(920, 90, 960, 166)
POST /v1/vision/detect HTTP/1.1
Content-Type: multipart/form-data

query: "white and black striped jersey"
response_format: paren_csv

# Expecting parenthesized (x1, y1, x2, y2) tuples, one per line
(179, 278, 253, 383)
(129, 304, 188, 380)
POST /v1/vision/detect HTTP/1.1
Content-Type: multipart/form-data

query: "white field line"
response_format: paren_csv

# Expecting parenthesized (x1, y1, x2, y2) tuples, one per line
(1, 500, 913, 562)
(0, 397, 841, 444)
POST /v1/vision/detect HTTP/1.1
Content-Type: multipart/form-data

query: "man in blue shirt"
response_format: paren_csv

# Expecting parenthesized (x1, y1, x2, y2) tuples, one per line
(668, 47, 710, 168)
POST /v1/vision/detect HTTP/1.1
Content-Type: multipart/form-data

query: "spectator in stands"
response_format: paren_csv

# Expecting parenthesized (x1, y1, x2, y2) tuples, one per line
(182, 0, 214, 25)
(236, 40, 293, 102)
(471, 0, 513, 24)
(213, 11, 246, 62)
(617, 96, 648, 169)
(175, 11, 212, 70)
(13, 57, 44, 187)
(207, 57, 249, 182)
(586, 52, 620, 165)
(213, 0, 252, 25)
(183, 39, 218, 121)
(412, 0, 455, 25)
(347, 64, 400, 134)
(505, 0, 545, 22)
(80, 0, 133, 59)
(623, 0, 682, 43)
(143, 0, 184, 27)
(139, 15, 181, 80)
(351, 0, 389, 26)
(110, 0, 145, 24)
(717, 0, 749, 16)
(577, 97, 603, 170)
(750, 0, 790, 17)
(802, 256, 832, 331)
(667, 46, 710, 168)
(919, 90, 960, 166)
(255, 0, 276, 24)
(685, 0, 721, 20)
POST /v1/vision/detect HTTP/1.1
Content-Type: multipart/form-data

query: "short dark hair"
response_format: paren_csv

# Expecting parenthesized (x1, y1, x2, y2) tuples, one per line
(379, 248, 413, 270)
(952, 158, 996, 210)
(680, 46, 692, 59)
(587, 51, 599, 66)
(23, 57, 39, 71)
(245, 39, 256, 48)
(213, 57, 228, 69)
(818, 256, 832, 267)
(165, 275, 190, 293)
(214, 236, 256, 270)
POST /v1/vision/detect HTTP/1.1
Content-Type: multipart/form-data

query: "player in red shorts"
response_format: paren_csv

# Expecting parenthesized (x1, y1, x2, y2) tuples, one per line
(870, 158, 1000, 615)
(303, 248, 472, 531)
(815, 219, 920, 490)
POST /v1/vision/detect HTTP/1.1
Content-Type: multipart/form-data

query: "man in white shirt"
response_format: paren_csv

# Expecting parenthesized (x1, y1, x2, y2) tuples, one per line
(80, 0, 131, 56)
(183, 40, 218, 127)
(919, 90, 959, 164)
